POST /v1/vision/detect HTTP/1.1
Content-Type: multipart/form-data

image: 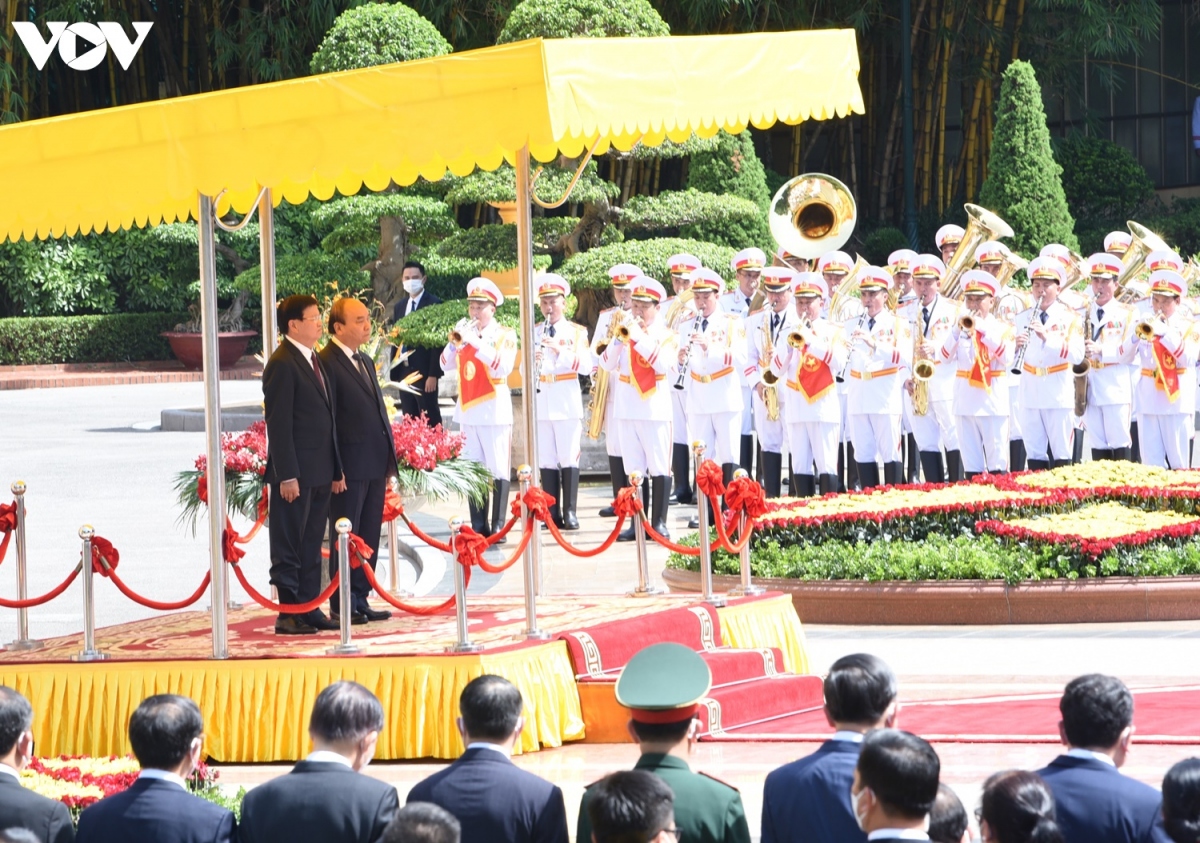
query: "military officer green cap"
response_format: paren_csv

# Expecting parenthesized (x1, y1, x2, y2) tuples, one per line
(615, 643, 712, 724)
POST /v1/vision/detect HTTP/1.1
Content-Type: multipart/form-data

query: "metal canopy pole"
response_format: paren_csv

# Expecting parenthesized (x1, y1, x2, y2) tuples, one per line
(199, 194, 230, 660)
(258, 188, 278, 354)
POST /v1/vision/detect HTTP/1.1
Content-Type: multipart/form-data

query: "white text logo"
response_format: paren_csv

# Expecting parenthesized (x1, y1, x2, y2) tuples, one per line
(12, 22, 153, 71)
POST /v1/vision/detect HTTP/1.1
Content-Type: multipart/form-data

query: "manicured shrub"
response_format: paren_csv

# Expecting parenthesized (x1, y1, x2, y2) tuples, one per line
(496, 0, 669, 42)
(620, 190, 764, 245)
(390, 298, 522, 350)
(559, 237, 735, 290)
(684, 130, 772, 248)
(310, 3, 451, 74)
(0, 312, 187, 364)
(234, 251, 370, 300)
(862, 226, 912, 266)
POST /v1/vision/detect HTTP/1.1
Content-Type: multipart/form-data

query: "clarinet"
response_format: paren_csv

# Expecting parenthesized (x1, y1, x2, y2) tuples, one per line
(1010, 293, 1045, 376)
(836, 311, 868, 383)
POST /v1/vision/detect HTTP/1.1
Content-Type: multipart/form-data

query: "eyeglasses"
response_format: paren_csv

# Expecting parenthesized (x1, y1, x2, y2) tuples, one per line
(658, 828, 682, 842)
(974, 807, 984, 823)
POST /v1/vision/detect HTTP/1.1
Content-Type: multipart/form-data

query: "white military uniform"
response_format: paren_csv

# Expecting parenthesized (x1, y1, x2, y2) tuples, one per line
(592, 304, 630, 458)
(745, 304, 795, 454)
(1015, 300, 1084, 463)
(1133, 297, 1199, 470)
(678, 309, 746, 467)
(771, 318, 847, 477)
(600, 313, 679, 478)
(665, 294, 698, 447)
(902, 293, 961, 454)
(440, 319, 518, 480)
(534, 317, 592, 469)
(1082, 298, 1136, 451)
(846, 308, 912, 465)
(941, 312, 1013, 474)
(720, 287, 757, 438)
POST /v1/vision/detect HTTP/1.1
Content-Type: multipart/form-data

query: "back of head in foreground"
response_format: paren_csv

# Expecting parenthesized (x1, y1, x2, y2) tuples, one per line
(1058, 674, 1133, 760)
(929, 783, 969, 843)
(309, 681, 386, 771)
(853, 729, 940, 833)
(381, 802, 461, 843)
(980, 770, 1064, 843)
(587, 770, 675, 843)
(458, 675, 524, 747)
(824, 653, 898, 730)
(0, 686, 33, 767)
(1163, 758, 1200, 843)
(129, 694, 205, 774)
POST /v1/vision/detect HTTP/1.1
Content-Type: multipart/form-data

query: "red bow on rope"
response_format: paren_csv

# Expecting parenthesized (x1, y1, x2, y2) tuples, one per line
(613, 485, 642, 518)
(696, 460, 726, 500)
(382, 488, 404, 524)
(452, 526, 491, 571)
(222, 526, 246, 564)
(512, 487, 556, 523)
(0, 502, 16, 534)
(90, 537, 119, 576)
(725, 475, 768, 520)
(347, 533, 373, 563)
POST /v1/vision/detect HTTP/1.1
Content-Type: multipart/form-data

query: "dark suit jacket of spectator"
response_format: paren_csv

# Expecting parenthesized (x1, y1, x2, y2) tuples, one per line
(407, 746, 569, 843)
(263, 338, 342, 487)
(74, 778, 234, 843)
(391, 292, 444, 381)
(318, 341, 399, 481)
(238, 759, 399, 843)
(761, 739, 866, 843)
(0, 771, 75, 843)
(1036, 754, 1171, 843)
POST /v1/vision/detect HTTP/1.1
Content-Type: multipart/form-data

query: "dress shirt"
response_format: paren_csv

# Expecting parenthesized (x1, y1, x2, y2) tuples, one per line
(1065, 747, 1116, 766)
(286, 334, 318, 364)
(137, 768, 189, 789)
(831, 730, 866, 743)
(867, 830, 929, 840)
(305, 750, 354, 767)
(465, 742, 511, 757)
(0, 762, 20, 781)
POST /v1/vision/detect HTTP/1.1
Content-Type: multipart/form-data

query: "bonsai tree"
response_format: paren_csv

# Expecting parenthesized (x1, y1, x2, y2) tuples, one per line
(310, 3, 452, 74)
(979, 60, 1078, 256)
(685, 130, 773, 249)
(496, 0, 669, 42)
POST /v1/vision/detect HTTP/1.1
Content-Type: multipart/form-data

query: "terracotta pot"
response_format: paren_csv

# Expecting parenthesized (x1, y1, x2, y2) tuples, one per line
(161, 331, 257, 371)
(660, 568, 1200, 625)
(488, 201, 518, 224)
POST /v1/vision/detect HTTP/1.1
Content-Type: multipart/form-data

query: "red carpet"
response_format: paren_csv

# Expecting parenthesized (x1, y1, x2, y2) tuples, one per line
(706, 686, 1200, 744)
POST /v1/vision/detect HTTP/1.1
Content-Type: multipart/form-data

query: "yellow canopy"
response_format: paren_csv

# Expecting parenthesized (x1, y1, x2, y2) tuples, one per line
(0, 31, 863, 241)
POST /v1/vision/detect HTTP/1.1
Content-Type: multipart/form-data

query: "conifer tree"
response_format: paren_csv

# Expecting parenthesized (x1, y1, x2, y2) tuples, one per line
(979, 61, 1078, 256)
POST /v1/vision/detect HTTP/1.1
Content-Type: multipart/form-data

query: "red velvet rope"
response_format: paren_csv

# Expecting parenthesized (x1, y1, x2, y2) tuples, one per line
(453, 523, 531, 574)
(228, 562, 342, 614)
(486, 513, 520, 545)
(398, 511, 453, 552)
(476, 520, 534, 574)
(105, 568, 212, 611)
(357, 555, 461, 616)
(0, 501, 15, 567)
(542, 515, 627, 557)
(642, 519, 702, 556)
(0, 563, 82, 609)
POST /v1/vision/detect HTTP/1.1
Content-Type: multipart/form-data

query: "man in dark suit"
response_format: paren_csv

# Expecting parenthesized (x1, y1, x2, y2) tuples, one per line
(391, 261, 443, 427)
(239, 681, 399, 843)
(849, 730, 940, 843)
(0, 687, 73, 843)
(320, 297, 399, 623)
(1036, 674, 1172, 843)
(761, 653, 899, 843)
(264, 294, 344, 635)
(407, 675, 569, 843)
(75, 695, 235, 843)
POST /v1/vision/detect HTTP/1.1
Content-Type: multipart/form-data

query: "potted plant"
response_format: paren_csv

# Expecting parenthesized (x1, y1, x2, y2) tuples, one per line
(161, 290, 258, 371)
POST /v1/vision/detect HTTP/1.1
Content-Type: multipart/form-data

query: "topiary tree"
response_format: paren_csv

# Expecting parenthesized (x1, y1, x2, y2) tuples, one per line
(1054, 135, 1155, 254)
(685, 130, 773, 249)
(619, 190, 764, 247)
(979, 61, 1078, 256)
(496, 0, 669, 42)
(310, 3, 452, 74)
(862, 227, 912, 267)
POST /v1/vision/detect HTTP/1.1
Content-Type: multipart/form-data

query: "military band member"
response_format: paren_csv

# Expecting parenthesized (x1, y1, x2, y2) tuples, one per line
(665, 253, 702, 506)
(1014, 258, 1085, 470)
(600, 276, 678, 538)
(440, 278, 518, 539)
(533, 274, 593, 531)
(1132, 270, 1199, 470)
(977, 240, 1029, 471)
(722, 247, 766, 475)
(774, 246, 810, 274)
(745, 266, 796, 497)
(1104, 231, 1133, 260)
(940, 271, 1013, 476)
(891, 247, 922, 482)
(905, 254, 962, 483)
(679, 269, 747, 523)
(846, 266, 912, 489)
(770, 274, 847, 497)
(1081, 255, 1136, 461)
(935, 224, 965, 266)
(818, 249, 863, 490)
(594, 263, 639, 518)
(888, 248, 919, 306)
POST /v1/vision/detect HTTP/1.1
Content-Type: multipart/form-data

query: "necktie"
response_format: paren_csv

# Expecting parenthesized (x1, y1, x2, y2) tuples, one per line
(1039, 310, 1048, 325)
(310, 353, 326, 394)
(868, 316, 876, 331)
(922, 306, 930, 336)
(357, 352, 376, 390)
(547, 323, 556, 338)
(745, 296, 752, 310)
(770, 313, 780, 338)
(1095, 308, 1104, 341)
(700, 317, 708, 333)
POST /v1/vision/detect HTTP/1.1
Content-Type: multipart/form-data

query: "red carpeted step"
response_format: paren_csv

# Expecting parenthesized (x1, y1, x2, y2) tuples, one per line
(559, 604, 723, 679)
(700, 648, 788, 687)
(696, 673, 825, 737)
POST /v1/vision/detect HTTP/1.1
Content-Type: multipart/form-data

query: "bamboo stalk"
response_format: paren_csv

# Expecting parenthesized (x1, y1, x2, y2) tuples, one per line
(182, 0, 190, 90)
(791, 124, 802, 173)
(2, 0, 18, 114)
(1011, 0, 1026, 61)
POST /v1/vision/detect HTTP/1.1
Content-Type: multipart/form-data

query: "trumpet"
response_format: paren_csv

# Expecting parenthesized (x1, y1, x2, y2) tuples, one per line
(958, 314, 975, 332)
(449, 318, 479, 346)
(616, 323, 633, 343)
(787, 327, 809, 349)
(1135, 320, 1161, 341)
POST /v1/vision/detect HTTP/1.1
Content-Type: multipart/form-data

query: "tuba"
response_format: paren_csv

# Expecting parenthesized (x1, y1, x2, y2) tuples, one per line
(941, 204, 1015, 299)
(769, 174, 857, 261)
(1115, 221, 1171, 304)
(585, 309, 627, 440)
(665, 288, 696, 330)
(828, 256, 870, 323)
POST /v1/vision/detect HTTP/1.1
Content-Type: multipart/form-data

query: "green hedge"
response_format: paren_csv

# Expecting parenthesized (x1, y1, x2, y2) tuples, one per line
(559, 237, 735, 291)
(620, 190, 763, 244)
(667, 532, 1200, 584)
(390, 298, 524, 350)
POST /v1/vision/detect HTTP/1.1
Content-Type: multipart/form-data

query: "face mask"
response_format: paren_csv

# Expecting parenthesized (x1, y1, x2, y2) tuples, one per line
(403, 278, 424, 296)
(852, 787, 870, 831)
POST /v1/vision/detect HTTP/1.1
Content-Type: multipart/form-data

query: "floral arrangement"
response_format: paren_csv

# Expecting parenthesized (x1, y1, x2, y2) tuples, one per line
(977, 501, 1200, 560)
(20, 756, 238, 820)
(174, 421, 269, 533)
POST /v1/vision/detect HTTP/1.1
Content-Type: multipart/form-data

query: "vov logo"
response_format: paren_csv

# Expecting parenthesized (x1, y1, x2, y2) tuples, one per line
(12, 21, 153, 71)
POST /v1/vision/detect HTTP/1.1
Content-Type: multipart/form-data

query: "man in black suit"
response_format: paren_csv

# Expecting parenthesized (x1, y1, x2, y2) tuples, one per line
(264, 294, 344, 635)
(391, 261, 443, 427)
(849, 730, 940, 843)
(75, 695, 235, 843)
(407, 675, 569, 843)
(1036, 674, 1172, 843)
(239, 681, 399, 843)
(761, 653, 899, 843)
(0, 687, 73, 843)
(320, 297, 399, 623)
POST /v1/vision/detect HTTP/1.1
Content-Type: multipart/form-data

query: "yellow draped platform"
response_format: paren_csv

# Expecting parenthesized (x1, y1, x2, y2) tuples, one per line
(0, 594, 808, 761)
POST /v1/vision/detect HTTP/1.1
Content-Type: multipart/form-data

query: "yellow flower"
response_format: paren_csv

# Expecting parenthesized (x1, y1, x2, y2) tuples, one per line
(771, 486, 1044, 520)
(1014, 462, 1200, 490)
(1003, 501, 1200, 540)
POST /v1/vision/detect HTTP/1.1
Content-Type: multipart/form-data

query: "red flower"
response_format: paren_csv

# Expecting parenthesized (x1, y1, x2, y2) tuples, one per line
(392, 414, 464, 472)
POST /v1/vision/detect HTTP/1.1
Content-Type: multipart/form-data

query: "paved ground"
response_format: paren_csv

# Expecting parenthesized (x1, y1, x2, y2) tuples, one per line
(2, 379, 1199, 839)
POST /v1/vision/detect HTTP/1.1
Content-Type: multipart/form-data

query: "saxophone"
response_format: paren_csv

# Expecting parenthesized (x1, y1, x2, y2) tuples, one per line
(1073, 308, 1091, 416)
(760, 312, 781, 422)
(586, 309, 626, 440)
(910, 316, 933, 416)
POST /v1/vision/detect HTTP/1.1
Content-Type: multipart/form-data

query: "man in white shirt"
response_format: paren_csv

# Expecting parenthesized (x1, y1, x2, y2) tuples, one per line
(849, 730, 940, 843)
